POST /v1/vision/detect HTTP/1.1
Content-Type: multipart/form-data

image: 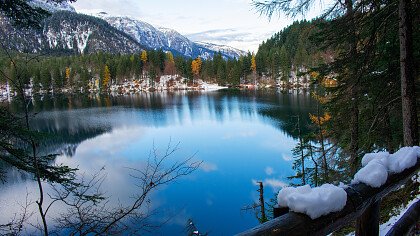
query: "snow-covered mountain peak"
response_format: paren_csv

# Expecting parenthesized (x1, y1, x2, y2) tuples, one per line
(195, 42, 247, 58)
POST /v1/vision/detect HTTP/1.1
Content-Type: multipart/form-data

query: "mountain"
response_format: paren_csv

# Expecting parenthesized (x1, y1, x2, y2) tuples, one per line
(1, 0, 245, 59)
(0, 10, 143, 54)
(97, 13, 194, 57)
(92, 12, 246, 59)
(195, 42, 248, 59)
(43, 12, 143, 54)
(28, 0, 76, 13)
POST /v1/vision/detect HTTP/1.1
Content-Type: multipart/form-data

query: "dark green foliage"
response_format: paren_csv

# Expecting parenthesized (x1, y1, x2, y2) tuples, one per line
(0, 106, 78, 184)
(0, 49, 257, 92)
(256, 20, 325, 80)
(0, 0, 50, 28)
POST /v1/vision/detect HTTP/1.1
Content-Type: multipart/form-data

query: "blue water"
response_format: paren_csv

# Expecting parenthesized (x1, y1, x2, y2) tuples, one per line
(1, 89, 317, 235)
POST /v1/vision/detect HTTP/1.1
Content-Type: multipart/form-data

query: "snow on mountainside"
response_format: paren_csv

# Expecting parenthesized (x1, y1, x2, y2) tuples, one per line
(195, 42, 246, 59)
(157, 27, 195, 57)
(29, 0, 76, 13)
(3, 1, 245, 59)
(43, 12, 142, 54)
(96, 12, 167, 50)
(93, 12, 245, 59)
(0, 11, 143, 54)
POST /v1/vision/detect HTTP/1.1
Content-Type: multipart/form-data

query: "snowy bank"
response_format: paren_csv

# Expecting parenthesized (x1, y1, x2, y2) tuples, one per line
(277, 184, 347, 219)
(345, 197, 419, 236)
(352, 146, 420, 188)
(379, 197, 419, 235)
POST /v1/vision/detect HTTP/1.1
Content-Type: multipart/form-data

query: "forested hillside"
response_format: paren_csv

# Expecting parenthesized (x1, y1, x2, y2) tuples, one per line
(0, 50, 256, 94)
(256, 20, 334, 85)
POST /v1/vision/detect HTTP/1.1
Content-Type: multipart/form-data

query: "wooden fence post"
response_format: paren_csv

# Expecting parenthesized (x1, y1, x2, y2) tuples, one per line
(356, 199, 381, 236)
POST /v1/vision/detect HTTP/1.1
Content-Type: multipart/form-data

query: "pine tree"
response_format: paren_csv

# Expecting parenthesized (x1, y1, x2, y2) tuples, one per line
(40, 67, 52, 92)
(279, 45, 290, 82)
(164, 52, 176, 75)
(53, 66, 63, 91)
(32, 66, 42, 93)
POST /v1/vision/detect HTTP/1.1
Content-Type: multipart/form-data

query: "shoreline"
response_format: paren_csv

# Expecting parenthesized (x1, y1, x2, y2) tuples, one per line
(0, 80, 313, 102)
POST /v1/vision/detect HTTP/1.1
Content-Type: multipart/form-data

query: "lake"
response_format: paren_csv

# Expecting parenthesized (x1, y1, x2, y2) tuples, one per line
(0, 89, 318, 235)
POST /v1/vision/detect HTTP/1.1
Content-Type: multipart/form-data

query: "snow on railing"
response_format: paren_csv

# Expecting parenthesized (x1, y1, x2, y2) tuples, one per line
(237, 146, 420, 236)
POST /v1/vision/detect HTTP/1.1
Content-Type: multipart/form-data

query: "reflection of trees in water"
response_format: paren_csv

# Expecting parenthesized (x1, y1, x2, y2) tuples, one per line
(0, 126, 110, 184)
(6, 90, 318, 161)
(33, 125, 111, 157)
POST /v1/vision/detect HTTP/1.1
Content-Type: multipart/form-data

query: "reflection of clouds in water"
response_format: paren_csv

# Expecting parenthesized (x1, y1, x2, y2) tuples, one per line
(2, 92, 316, 235)
(75, 126, 146, 157)
(282, 154, 293, 161)
(264, 178, 288, 191)
(265, 166, 274, 176)
(155, 207, 191, 227)
(206, 198, 214, 206)
(0, 182, 37, 224)
(3, 122, 196, 230)
(222, 131, 256, 140)
(55, 127, 166, 208)
(260, 135, 296, 155)
(0, 171, 164, 231)
(200, 162, 218, 172)
(252, 178, 288, 193)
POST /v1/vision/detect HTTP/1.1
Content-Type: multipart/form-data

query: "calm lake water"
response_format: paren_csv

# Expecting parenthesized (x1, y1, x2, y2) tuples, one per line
(1, 89, 318, 235)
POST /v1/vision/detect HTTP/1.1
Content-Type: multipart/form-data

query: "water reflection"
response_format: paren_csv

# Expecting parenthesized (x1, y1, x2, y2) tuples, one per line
(1, 89, 316, 235)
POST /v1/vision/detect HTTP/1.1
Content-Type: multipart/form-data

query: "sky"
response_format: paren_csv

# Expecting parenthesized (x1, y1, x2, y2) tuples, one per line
(71, 0, 327, 52)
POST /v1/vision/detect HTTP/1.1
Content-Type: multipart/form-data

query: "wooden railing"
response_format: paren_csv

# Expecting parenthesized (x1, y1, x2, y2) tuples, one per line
(237, 158, 419, 236)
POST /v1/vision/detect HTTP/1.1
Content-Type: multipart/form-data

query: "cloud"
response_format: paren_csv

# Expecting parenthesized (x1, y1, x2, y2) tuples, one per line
(187, 29, 250, 42)
(72, 0, 328, 52)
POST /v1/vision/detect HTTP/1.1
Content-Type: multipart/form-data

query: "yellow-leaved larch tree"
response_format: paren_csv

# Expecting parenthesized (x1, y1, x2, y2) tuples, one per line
(102, 65, 111, 90)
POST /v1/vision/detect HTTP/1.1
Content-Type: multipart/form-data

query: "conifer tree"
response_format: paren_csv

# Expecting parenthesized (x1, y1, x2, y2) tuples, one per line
(164, 52, 176, 75)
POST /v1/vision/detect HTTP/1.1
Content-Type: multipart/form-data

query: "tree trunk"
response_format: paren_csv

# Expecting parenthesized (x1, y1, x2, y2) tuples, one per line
(317, 103, 328, 182)
(399, 0, 419, 146)
(257, 182, 267, 222)
(345, 0, 360, 173)
(297, 116, 306, 185)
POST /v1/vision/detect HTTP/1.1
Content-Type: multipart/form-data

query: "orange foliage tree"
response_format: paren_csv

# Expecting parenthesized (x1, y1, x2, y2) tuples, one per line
(102, 65, 111, 90)
(191, 57, 202, 79)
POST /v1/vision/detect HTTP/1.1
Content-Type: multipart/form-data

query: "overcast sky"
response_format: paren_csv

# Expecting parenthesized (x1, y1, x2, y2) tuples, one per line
(71, 0, 327, 52)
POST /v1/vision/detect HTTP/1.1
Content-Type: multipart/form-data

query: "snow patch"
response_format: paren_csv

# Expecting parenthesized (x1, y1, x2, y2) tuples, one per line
(379, 198, 419, 235)
(352, 146, 419, 188)
(29, 0, 76, 13)
(277, 184, 347, 219)
(353, 160, 388, 188)
(388, 147, 420, 173)
(361, 152, 389, 167)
